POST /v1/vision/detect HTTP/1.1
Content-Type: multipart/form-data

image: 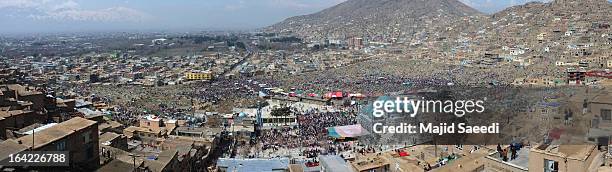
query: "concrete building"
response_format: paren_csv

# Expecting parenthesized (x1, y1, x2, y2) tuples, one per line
(123, 126, 165, 147)
(144, 149, 179, 172)
(0, 140, 30, 165)
(15, 117, 100, 170)
(0, 110, 45, 139)
(528, 144, 604, 172)
(589, 92, 612, 128)
(100, 132, 128, 151)
(348, 37, 365, 50)
(484, 147, 529, 172)
(437, 150, 488, 172)
(319, 155, 353, 172)
(160, 136, 209, 171)
(97, 146, 178, 172)
(350, 155, 390, 172)
(124, 115, 177, 148)
(185, 70, 213, 81)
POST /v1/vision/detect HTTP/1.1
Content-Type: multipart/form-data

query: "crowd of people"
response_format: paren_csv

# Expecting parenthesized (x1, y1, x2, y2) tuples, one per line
(275, 58, 534, 98)
(243, 106, 359, 160)
(60, 54, 538, 128)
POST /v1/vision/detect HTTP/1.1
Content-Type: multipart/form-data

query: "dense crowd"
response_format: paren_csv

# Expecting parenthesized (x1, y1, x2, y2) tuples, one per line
(194, 78, 281, 105)
(250, 107, 359, 159)
(276, 58, 532, 97)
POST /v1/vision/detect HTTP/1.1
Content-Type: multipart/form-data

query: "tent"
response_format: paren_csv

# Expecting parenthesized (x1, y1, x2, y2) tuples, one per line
(258, 91, 269, 97)
(272, 88, 284, 93)
(327, 124, 369, 139)
(398, 151, 410, 157)
(324, 91, 344, 99)
(349, 93, 366, 99)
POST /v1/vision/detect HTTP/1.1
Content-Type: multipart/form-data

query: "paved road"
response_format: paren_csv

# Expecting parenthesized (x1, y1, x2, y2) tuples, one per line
(222, 41, 256, 78)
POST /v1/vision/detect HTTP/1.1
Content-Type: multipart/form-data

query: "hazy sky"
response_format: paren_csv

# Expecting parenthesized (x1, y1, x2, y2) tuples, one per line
(0, 0, 600, 33)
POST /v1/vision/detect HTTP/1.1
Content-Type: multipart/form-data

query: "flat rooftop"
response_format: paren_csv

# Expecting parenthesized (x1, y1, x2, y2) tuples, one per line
(0, 110, 33, 118)
(100, 132, 121, 144)
(217, 158, 289, 172)
(436, 149, 489, 172)
(351, 155, 390, 171)
(532, 144, 596, 160)
(319, 155, 352, 172)
(16, 117, 97, 149)
(488, 147, 530, 170)
(0, 140, 29, 161)
(20, 123, 58, 135)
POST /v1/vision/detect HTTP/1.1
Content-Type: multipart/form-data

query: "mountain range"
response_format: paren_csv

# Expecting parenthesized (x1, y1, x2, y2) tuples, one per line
(267, 0, 482, 40)
(266, 0, 611, 42)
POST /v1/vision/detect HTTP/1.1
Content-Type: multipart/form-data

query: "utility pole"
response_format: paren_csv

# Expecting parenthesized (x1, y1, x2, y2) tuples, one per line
(297, 107, 302, 162)
(129, 153, 138, 170)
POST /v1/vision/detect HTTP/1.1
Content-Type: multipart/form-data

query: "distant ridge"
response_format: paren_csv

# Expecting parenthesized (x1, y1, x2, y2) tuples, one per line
(266, 0, 483, 40)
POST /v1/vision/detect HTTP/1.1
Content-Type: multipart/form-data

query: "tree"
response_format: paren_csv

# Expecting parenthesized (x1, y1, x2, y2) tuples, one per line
(270, 107, 290, 117)
(271, 106, 291, 126)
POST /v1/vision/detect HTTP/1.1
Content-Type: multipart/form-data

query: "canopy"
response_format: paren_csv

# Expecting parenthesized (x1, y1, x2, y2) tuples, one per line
(327, 124, 368, 139)
(399, 151, 410, 157)
(258, 91, 269, 97)
(349, 93, 366, 98)
(324, 91, 344, 99)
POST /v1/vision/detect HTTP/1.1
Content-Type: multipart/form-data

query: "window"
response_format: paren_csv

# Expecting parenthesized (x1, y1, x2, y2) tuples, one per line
(544, 159, 559, 172)
(82, 131, 91, 143)
(56, 141, 66, 151)
(602, 109, 611, 120)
